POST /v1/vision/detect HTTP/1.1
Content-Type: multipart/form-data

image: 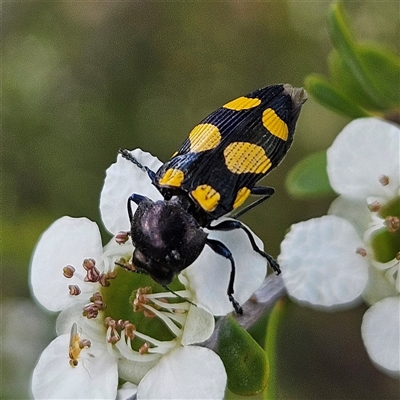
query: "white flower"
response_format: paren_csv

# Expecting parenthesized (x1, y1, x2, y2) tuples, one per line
(30, 149, 268, 399)
(279, 118, 400, 375)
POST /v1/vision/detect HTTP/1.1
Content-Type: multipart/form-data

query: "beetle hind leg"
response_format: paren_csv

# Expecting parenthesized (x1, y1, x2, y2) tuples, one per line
(208, 219, 281, 275)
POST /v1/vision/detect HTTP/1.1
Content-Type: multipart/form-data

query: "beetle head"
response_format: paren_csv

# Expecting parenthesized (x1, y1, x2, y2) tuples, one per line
(129, 196, 208, 285)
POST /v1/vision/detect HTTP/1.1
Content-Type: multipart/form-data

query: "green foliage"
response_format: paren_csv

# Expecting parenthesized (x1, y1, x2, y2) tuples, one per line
(305, 1, 400, 120)
(286, 151, 335, 199)
(217, 316, 269, 395)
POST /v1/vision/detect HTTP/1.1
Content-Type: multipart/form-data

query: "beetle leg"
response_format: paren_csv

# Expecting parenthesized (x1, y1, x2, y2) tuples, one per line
(231, 186, 275, 219)
(205, 238, 243, 315)
(208, 219, 281, 275)
(127, 194, 147, 221)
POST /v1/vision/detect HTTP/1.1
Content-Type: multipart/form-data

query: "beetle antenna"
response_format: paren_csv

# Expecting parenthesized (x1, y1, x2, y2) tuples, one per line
(163, 285, 197, 307)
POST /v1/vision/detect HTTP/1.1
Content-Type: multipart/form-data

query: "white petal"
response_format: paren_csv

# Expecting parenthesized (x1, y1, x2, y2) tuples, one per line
(328, 196, 370, 237)
(362, 265, 399, 306)
(327, 118, 400, 199)
(30, 217, 102, 311)
(116, 382, 138, 400)
(32, 332, 118, 399)
(56, 305, 105, 343)
(279, 216, 369, 308)
(183, 219, 267, 316)
(181, 304, 215, 345)
(118, 358, 157, 385)
(361, 297, 400, 375)
(100, 149, 163, 234)
(137, 346, 227, 399)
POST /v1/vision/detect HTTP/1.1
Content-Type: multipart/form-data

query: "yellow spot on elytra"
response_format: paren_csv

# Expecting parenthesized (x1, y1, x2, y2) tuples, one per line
(191, 184, 220, 212)
(223, 142, 272, 174)
(159, 168, 185, 187)
(223, 96, 262, 111)
(262, 108, 288, 141)
(188, 124, 221, 153)
(233, 187, 251, 209)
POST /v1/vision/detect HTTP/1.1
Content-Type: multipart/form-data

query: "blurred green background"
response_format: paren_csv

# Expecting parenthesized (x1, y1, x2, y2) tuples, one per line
(2, 1, 399, 399)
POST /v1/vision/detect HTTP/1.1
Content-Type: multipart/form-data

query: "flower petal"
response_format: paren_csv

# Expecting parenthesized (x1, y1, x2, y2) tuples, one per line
(181, 304, 215, 345)
(182, 219, 267, 315)
(32, 331, 118, 399)
(362, 265, 399, 306)
(30, 217, 102, 311)
(279, 216, 369, 308)
(137, 346, 227, 399)
(361, 297, 400, 375)
(116, 382, 138, 400)
(328, 195, 370, 237)
(100, 149, 163, 234)
(55, 304, 105, 343)
(327, 118, 400, 200)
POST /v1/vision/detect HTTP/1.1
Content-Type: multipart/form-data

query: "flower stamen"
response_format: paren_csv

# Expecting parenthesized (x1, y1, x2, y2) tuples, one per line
(68, 285, 81, 296)
(367, 200, 381, 213)
(356, 247, 367, 257)
(378, 174, 389, 186)
(63, 265, 76, 278)
(384, 216, 400, 233)
(83, 292, 106, 319)
(116, 231, 130, 244)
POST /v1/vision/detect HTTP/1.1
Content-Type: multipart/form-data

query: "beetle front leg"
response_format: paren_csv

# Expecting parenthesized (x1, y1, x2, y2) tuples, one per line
(206, 238, 243, 315)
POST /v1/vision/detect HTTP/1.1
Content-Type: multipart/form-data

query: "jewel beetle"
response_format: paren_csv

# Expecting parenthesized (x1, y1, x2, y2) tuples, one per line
(119, 84, 307, 314)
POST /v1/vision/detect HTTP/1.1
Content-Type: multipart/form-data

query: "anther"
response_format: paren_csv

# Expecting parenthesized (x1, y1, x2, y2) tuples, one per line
(385, 216, 400, 233)
(68, 285, 81, 295)
(124, 323, 136, 339)
(116, 231, 130, 244)
(396, 252, 400, 261)
(63, 265, 76, 278)
(82, 305, 97, 319)
(139, 342, 150, 355)
(79, 339, 91, 349)
(83, 258, 96, 271)
(356, 247, 367, 257)
(368, 201, 381, 212)
(82, 258, 105, 283)
(98, 270, 117, 287)
(378, 175, 389, 186)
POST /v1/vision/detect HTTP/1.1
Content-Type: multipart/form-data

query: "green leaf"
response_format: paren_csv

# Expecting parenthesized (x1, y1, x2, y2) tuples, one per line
(328, 51, 384, 111)
(217, 315, 269, 395)
(356, 45, 400, 108)
(305, 74, 370, 119)
(286, 151, 336, 199)
(327, 1, 394, 109)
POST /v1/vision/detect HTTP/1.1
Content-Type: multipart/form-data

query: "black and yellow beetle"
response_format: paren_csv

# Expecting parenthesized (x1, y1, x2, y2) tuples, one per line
(119, 84, 307, 314)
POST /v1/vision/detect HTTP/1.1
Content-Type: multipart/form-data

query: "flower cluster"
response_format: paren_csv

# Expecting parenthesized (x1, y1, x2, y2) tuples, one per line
(279, 118, 400, 375)
(30, 149, 268, 399)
